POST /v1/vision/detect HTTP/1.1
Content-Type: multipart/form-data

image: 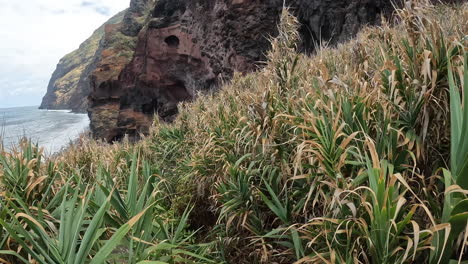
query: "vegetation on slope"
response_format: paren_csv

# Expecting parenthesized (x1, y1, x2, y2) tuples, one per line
(39, 10, 126, 112)
(1, 1, 467, 263)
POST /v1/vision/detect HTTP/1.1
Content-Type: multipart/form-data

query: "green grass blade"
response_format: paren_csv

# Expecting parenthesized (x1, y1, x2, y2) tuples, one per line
(73, 190, 111, 264)
(448, 51, 462, 173)
(0, 250, 30, 263)
(90, 207, 150, 264)
(259, 181, 289, 224)
(65, 188, 88, 262)
(173, 205, 193, 244)
(456, 52, 468, 189)
(291, 228, 304, 260)
(0, 217, 53, 264)
(127, 151, 139, 216)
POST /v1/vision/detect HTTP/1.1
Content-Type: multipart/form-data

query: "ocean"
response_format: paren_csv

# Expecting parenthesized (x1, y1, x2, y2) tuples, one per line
(0, 106, 89, 154)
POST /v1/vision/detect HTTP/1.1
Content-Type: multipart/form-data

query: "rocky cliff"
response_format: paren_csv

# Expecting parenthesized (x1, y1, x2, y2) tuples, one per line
(39, 10, 126, 112)
(88, 0, 398, 141)
(88, 0, 156, 138)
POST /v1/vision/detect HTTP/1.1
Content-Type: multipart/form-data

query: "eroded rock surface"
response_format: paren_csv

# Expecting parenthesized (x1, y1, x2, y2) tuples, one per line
(39, 11, 126, 112)
(89, 0, 397, 141)
(89, 0, 155, 139)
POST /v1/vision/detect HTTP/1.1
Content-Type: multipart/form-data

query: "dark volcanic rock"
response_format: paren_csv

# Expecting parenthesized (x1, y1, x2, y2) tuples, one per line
(88, 0, 397, 141)
(88, 0, 154, 139)
(295, 0, 395, 52)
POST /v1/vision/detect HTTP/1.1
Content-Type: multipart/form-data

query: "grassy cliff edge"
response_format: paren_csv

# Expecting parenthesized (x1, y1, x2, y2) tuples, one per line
(2, 2, 468, 263)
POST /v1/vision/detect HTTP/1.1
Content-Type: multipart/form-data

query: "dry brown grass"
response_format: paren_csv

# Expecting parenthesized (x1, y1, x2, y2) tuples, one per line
(1, 1, 467, 263)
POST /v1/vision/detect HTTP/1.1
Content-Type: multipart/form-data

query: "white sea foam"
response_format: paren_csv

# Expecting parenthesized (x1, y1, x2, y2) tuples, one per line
(39, 109, 73, 113)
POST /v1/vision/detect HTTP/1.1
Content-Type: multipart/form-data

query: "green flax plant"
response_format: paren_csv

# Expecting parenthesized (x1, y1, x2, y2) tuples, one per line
(94, 151, 163, 263)
(362, 150, 428, 263)
(216, 154, 263, 234)
(137, 206, 216, 264)
(0, 140, 60, 204)
(430, 48, 468, 264)
(0, 182, 146, 264)
(94, 150, 216, 264)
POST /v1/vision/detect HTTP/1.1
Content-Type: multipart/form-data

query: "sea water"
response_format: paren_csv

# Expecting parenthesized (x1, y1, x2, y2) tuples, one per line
(0, 106, 89, 154)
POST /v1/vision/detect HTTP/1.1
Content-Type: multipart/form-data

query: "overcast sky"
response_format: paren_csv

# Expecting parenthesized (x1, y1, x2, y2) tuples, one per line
(0, 0, 130, 108)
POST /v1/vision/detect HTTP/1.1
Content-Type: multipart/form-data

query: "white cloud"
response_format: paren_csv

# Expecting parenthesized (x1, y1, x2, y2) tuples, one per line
(0, 0, 130, 108)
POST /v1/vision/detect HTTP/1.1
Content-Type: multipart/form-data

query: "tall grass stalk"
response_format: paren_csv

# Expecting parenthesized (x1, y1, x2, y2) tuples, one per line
(0, 2, 467, 263)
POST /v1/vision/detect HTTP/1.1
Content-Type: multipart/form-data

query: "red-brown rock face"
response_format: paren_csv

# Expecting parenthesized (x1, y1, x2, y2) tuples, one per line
(89, 0, 396, 141)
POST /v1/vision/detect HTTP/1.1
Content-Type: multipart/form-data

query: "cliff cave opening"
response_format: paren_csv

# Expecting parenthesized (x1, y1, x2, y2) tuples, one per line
(142, 98, 160, 115)
(139, 79, 191, 122)
(298, 21, 315, 54)
(165, 35, 180, 47)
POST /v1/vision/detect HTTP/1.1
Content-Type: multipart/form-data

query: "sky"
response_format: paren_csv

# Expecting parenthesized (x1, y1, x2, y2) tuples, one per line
(0, 0, 130, 108)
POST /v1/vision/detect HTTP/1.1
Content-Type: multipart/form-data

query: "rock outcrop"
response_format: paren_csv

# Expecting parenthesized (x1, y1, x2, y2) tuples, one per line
(89, 0, 156, 139)
(40, 11, 126, 112)
(88, 0, 396, 141)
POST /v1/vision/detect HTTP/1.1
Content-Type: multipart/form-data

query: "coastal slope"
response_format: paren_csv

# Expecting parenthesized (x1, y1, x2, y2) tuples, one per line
(39, 10, 126, 112)
(2, 2, 466, 263)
